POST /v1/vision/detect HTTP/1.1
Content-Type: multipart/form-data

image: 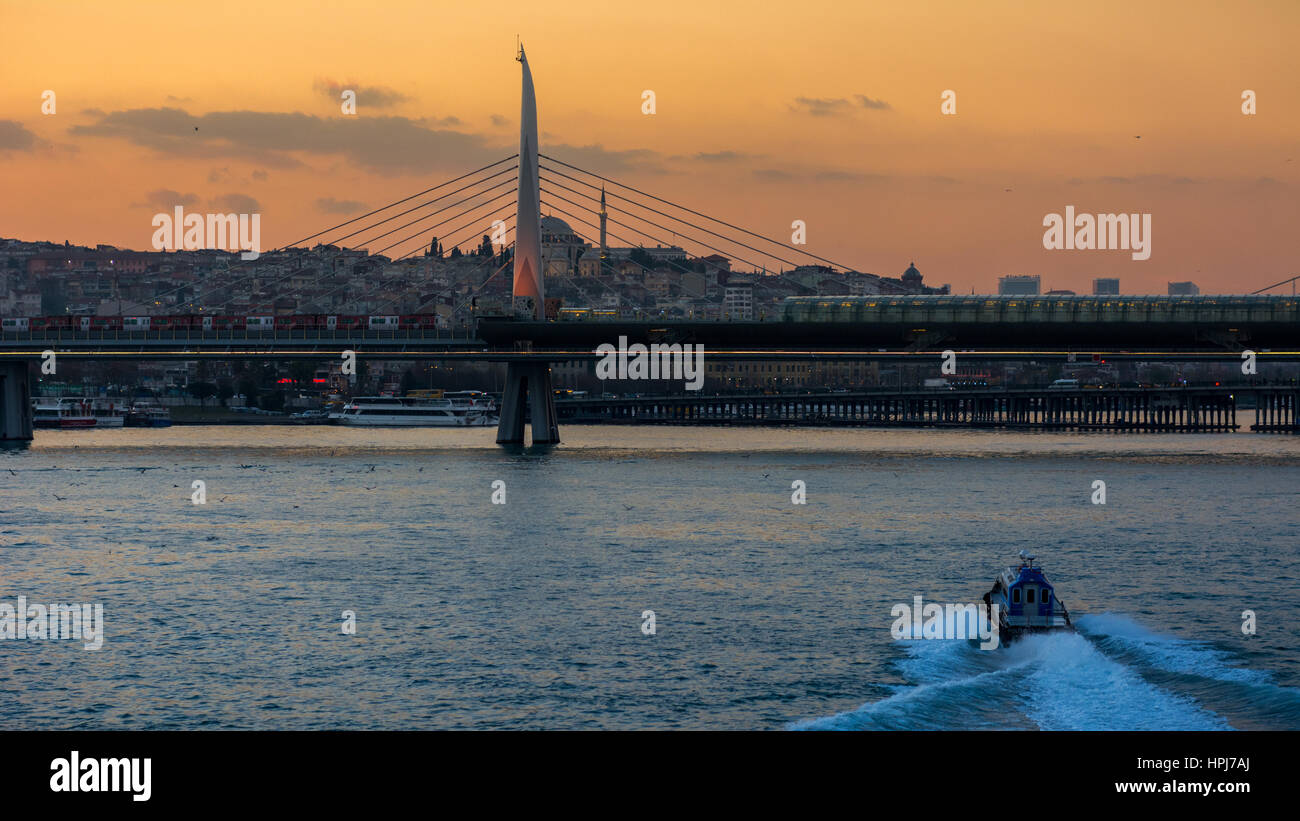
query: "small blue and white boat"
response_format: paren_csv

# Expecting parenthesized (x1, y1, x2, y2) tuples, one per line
(983, 551, 1073, 639)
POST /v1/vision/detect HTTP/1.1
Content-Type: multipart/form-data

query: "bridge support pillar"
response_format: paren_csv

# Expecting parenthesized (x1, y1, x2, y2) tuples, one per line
(0, 361, 33, 442)
(496, 362, 559, 445)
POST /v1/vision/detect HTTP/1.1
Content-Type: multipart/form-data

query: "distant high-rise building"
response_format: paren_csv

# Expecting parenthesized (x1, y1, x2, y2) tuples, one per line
(998, 275, 1040, 295)
(1093, 277, 1120, 295)
(1168, 281, 1200, 296)
(724, 284, 753, 319)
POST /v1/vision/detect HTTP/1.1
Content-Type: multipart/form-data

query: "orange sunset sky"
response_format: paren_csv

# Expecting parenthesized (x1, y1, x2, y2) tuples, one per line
(1, 0, 1297, 294)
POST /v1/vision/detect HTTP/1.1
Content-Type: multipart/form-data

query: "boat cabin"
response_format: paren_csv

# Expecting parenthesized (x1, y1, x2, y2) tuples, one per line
(985, 552, 1072, 634)
(1002, 565, 1057, 622)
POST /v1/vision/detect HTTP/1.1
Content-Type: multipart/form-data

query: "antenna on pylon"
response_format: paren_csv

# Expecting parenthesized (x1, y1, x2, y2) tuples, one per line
(516, 35, 522, 61)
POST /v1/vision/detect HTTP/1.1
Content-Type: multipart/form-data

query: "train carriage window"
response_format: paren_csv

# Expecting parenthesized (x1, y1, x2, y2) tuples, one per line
(1026, 588, 1036, 604)
(1012, 589, 1021, 604)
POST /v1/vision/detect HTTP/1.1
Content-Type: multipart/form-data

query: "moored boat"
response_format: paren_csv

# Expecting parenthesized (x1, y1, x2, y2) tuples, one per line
(90, 399, 127, 428)
(982, 551, 1073, 640)
(338, 395, 498, 427)
(124, 401, 172, 427)
(32, 398, 97, 429)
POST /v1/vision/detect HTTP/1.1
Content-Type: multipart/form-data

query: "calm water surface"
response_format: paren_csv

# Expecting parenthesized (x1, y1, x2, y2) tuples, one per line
(2, 425, 1298, 730)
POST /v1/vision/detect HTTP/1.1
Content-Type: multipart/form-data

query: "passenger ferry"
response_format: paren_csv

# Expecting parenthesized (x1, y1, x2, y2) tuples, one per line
(32, 398, 97, 429)
(90, 399, 128, 428)
(982, 551, 1073, 639)
(337, 395, 498, 427)
(124, 401, 172, 427)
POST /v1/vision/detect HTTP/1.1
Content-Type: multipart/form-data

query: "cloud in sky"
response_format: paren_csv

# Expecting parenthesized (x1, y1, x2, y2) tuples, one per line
(313, 79, 411, 109)
(134, 189, 199, 209)
(748, 166, 901, 184)
(790, 94, 892, 116)
(691, 150, 756, 163)
(542, 143, 665, 174)
(0, 120, 38, 151)
(790, 97, 851, 117)
(814, 169, 888, 182)
(316, 197, 368, 214)
(70, 107, 501, 173)
(210, 193, 260, 213)
(68, 106, 671, 180)
(854, 94, 891, 111)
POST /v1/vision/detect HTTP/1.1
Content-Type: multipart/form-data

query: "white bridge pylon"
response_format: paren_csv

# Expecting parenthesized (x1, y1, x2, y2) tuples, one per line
(512, 45, 544, 321)
(498, 43, 559, 445)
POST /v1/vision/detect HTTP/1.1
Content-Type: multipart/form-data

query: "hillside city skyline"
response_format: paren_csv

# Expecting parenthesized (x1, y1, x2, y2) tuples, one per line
(3, 1, 1296, 296)
(0, 228, 1244, 332)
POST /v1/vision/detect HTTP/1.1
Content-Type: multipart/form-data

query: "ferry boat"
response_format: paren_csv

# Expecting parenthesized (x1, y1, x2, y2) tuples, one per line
(32, 398, 97, 429)
(982, 551, 1073, 640)
(90, 399, 127, 428)
(337, 395, 499, 427)
(124, 401, 172, 427)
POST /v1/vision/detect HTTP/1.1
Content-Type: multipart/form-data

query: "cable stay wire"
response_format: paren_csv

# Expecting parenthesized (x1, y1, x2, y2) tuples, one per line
(364, 223, 518, 316)
(360, 252, 515, 320)
(333, 172, 517, 251)
(537, 197, 665, 267)
(555, 227, 673, 314)
(1251, 274, 1299, 295)
(539, 183, 780, 275)
(392, 216, 515, 263)
(147, 156, 520, 312)
(240, 201, 516, 314)
(538, 200, 675, 312)
(540, 153, 858, 272)
(224, 191, 517, 313)
(536, 197, 656, 263)
(443, 251, 517, 318)
(403, 240, 517, 320)
(291, 155, 518, 249)
(372, 194, 516, 259)
(540, 169, 804, 273)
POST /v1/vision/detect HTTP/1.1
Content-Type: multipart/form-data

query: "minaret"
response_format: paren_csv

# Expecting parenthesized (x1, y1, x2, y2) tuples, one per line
(512, 45, 544, 319)
(598, 185, 607, 275)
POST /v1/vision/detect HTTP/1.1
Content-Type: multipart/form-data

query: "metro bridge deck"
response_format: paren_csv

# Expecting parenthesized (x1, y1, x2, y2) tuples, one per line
(2, 319, 1298, 361)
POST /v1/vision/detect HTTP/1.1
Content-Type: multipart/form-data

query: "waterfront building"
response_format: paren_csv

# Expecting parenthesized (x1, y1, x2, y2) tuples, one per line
(999, 275, 1041, 295)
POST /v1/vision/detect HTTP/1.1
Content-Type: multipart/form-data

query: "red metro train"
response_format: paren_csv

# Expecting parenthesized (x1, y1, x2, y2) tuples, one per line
(1, 314, 446, 333)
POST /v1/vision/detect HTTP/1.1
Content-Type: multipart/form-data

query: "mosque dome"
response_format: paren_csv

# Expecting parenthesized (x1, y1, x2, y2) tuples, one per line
(540, 215, 574, 236)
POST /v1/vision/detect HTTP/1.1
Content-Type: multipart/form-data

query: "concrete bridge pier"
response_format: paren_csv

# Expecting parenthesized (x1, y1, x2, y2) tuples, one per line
(496, 362, 560, 445)
(0, 361, 33, 442)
